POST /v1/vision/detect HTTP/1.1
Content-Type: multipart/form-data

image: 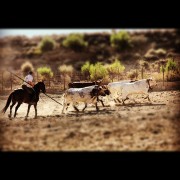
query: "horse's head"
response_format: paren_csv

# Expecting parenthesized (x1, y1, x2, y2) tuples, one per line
(37, 81, 46, 93)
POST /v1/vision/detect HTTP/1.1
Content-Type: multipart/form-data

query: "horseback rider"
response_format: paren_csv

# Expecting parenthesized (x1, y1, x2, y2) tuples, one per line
(22, 71, 36, 102)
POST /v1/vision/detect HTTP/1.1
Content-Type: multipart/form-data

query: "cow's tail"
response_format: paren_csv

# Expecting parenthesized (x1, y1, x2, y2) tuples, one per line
(1, 93, 13, 114)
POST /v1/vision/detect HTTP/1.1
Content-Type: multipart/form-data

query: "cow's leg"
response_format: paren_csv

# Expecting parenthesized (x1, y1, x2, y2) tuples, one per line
(25, 104, 31, 119)
(122, 96, 129, 105)
(14, 102, 21, 118)
(82, 103, 87, 111)
(116, 98, 121, 103)
(145, 94, 152, 103)
(73, 104, 79, 112)
(99, 99, 105, 107)
(114, 99, 117, 103)
(62, 101, 69, 114)
(34, 104, 37, 119)
(9, 101, 16, 119)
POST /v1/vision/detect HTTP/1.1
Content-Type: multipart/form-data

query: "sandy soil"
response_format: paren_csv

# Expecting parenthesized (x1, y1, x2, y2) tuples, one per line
(0, 91, 180, 151)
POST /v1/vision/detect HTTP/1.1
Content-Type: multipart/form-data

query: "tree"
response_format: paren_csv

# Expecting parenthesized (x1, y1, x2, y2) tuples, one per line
(62, 33, 88, 51)
(38, 36, 56, 52)
(110, 31, 131, 51)
(105, 59, 125, 82)
(165, 58, 177, 81)
(89, 62, 108, 81)
(37, 67, 53, 87)
(58, 64, 74, 90)
(81, 61, 91, 80)
(21, 61, 34, 76)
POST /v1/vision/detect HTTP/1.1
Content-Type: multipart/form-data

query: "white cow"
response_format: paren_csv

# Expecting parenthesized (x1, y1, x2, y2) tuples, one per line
(107, 80, 133, 103)
(120, 78, 157, 104)
(61, 85, 110, 113)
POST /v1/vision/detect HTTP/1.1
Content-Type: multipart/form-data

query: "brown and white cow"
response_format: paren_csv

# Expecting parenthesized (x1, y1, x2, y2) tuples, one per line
(61, 85, 110, 114)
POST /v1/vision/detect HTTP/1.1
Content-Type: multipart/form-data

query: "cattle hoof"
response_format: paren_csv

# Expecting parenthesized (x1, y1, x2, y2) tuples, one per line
(34, 116, 37, 119)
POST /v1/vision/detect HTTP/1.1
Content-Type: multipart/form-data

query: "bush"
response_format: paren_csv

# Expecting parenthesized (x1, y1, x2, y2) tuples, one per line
(37, 67, 53, 80)
(81, 61, 91, 80)
(105, 59, 125, 81)
(110, 31, 131, 51)
(127, 69, 139, 80)
(58, 64, 74, 75)
(58, 64, 74, 90)
(131, 35, 148, 47)
(21, 61, 34, 76)
(139, 60, 150, 70)
(155, 48, 166, 57)
(144, 48, 166, 60)
(89, 62, 108, 81)
(165, 58, 177, 72)
(62, 33, 88, 50)
(38, 36, 56, 52)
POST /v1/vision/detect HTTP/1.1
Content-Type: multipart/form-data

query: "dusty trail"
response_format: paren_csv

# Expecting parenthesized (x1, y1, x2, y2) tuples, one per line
(0, 91, 180, 151)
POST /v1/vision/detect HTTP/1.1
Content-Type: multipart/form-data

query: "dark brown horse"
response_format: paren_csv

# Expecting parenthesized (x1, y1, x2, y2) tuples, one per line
(1, 81, 46, 119)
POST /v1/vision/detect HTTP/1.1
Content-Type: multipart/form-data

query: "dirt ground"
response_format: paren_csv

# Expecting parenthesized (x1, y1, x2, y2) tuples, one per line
(0, 90, 180, 151)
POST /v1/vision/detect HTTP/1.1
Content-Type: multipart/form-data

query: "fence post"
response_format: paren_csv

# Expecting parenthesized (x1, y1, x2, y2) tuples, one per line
(141, 67, 144, 79)
(49, 77, 51, 88)
(37, 72, 38, 82)
(2, 71, 4, 92)
(64, 74, 66, 90)
(11, 72, 13, 90)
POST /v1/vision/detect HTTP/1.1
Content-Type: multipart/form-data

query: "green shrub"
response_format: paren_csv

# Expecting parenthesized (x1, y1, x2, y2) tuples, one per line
(89, 62, 108, 81)
(110, 31, 131, 51)
(81, 61, 91, 79)
(165, 58, 177, 72)
(21, 61, 34, 76)
(62, 33, 88, 50)
(37, 67, 53, 80)
(105, 59, 125, 81)
(38, 36, 56, 52)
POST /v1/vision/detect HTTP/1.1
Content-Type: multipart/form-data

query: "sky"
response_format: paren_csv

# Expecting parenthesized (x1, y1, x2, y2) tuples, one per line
(0, 29, 166, 38)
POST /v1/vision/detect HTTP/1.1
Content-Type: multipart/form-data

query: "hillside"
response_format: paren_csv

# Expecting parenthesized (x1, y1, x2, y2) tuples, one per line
(0, 29, 180, 73)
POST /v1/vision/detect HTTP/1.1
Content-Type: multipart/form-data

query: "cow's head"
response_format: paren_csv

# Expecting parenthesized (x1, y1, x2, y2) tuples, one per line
(90, 85, 111, 97)
(147, 77, 157, 90)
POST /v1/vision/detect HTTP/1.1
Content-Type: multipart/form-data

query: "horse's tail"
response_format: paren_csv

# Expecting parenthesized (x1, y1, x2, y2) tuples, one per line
(1, 93, 13, 114)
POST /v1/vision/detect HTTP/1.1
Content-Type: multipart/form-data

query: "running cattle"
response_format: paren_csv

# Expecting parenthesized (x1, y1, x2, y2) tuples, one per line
(61, 85, 110, 113)
(120, 78, 157, 104)
(107, 80, 135, 103)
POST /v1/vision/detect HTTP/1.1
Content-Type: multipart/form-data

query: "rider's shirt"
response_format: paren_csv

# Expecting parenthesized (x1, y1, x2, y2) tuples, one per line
(23, 74, 33, 87)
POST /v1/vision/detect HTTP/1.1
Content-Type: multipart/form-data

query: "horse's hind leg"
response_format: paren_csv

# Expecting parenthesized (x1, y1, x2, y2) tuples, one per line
(25, 104, 32, 119)
(14, 102, 21, 118)
(34, 104, 37, 119)
(9, 101, 16, 119)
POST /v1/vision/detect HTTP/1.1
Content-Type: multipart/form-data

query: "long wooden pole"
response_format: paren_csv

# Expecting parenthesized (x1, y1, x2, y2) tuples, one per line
(7, 70, 63, 106)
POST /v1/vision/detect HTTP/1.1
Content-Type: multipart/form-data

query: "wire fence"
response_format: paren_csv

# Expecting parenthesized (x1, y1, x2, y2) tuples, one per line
(0, 69, 179, 94)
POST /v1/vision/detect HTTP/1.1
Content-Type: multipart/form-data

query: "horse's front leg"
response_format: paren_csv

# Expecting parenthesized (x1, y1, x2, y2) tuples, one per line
(25, 104, 31, 120)
(34, 103, 37, 119)
(14, 102, 21, 118)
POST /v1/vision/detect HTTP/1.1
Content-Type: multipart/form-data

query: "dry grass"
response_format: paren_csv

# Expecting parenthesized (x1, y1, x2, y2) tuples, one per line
(0, 90, 180, 151)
